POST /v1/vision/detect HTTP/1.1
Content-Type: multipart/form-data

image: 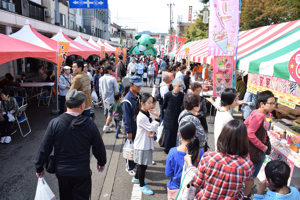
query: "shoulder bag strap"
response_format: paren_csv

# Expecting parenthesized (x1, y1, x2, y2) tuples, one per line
(53, 116, 78, 161)
(63, 75, 72, 86)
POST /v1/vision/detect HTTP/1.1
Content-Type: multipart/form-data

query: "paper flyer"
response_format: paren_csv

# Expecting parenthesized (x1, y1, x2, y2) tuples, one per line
(285, 81, 297, 104)
(213, 56, 233, 97)
(296, 83, 300, 105)
(278, 78, 288, 100)
(271, 76, 279, 97)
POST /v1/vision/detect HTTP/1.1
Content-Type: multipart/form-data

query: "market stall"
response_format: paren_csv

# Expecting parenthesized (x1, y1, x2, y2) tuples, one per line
(237, 25, 300, 187)
(88, 37, 114, 55)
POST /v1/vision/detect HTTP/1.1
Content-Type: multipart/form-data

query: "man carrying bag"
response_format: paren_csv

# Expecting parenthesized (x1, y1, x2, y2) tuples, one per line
(34, 89, 107, 200)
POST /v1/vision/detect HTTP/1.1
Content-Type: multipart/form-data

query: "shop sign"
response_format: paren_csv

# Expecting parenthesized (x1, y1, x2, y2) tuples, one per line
(288, 50, 300, 84)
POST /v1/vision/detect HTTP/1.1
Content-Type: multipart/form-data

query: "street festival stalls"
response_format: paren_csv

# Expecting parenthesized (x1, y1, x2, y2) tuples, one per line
(176, 20, 300, 98)
(88, 37, 114, 55)
(237, 27, 300, 186)
(0, 34, 56, 65)
(52, 29, 100, 60)
(9, 20, 100, 112)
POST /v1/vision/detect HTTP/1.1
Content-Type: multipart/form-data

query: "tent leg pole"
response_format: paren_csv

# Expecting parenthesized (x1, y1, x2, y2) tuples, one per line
(52, 64, 60, 115)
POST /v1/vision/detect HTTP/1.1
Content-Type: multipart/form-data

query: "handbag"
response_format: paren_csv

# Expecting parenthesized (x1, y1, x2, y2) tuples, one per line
(158, 123, 165, 147)
(44, 116, 78, 174)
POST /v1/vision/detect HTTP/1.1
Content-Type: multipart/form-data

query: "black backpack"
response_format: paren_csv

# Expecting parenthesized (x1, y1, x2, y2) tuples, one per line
(120, 61, 126, 77)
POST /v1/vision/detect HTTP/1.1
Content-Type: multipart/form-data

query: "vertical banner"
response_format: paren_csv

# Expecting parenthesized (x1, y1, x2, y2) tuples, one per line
(58, 41, 70, 78)
(185, 48, 190, 69)
(213, 56, 233, 97)
(100, 46, 105, 60)
(161, 46, 165, 58)
(208, 0, 240, 56)
(122, 48, 127, 64)
(188, 6, 193, 21)
(168, 35, 176, 53)
(115, 48, 121, 64)
(176, 37, 187, 54)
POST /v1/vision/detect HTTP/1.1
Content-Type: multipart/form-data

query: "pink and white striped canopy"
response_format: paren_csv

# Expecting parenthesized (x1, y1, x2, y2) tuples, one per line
(177, 19, 300, 64)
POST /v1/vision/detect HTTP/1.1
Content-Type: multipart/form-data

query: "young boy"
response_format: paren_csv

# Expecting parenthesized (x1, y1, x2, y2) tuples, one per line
(143, 68, 148, 87)
(110, 92, 123, 138)
(254, 160, 300, 200)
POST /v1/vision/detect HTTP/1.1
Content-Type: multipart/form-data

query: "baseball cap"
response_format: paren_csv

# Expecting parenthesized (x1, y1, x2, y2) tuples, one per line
(66, 89, 87, 101)
(63, 66, 71, 69)
(129, 76, 144, 86)
(104, 65, 112, 71)
(153, 60, 156, 63)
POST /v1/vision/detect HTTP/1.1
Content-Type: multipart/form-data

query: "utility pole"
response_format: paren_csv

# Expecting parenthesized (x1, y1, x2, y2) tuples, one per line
(167, 3, 175, 35)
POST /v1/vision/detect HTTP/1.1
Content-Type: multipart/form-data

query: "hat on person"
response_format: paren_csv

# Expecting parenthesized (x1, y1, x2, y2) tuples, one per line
(63, 66, 71, 69)
(104, 65, 112, 71)
(150, 61, 153, 63)
(66, 89, 87, 101)
(129, 76, 144, 86)
(153, 60, 156, 63)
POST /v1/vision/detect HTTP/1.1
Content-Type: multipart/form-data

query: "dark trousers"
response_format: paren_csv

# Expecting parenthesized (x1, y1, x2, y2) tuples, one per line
(164, 127, 178, 153)
(56, 175, 91, 200)
(159, 101, 164, 124)
(199, 117, 208, 131)
(59, 96, 66, 114)
(81, 109, 90, 118)
(135, 165, 147, 187)
(114, 118, 121, 137)
(0, 120, 12, 137)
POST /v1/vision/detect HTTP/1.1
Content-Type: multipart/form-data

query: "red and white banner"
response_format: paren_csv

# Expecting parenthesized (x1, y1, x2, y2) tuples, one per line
(168, 35, 176, 53)
(208, 0, 240, 56)
(161, 46, 165, 57)
(176, 37, 187, 54)
(188, 6, 193, 21)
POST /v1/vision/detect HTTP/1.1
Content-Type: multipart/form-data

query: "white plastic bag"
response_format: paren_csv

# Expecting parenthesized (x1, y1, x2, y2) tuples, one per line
(34, 178, 56, 200)
(123, 139, 134, 160)
(91, 91, 98, 102)
(7, 113, 15, 122)
(175, 163, 197, 200)
(156, 122, 164, 142)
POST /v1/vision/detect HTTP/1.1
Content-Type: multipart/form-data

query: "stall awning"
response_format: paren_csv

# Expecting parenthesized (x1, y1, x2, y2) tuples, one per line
(52, 29, 99, 59)
(169, 40, 199, 57)
(178, 20, 300, 64)
(74, 35, 100, 56)
(88, 37, 115, 55)
(0, 33, 55, 65)
(237, 27, 300, 81)
(104, 41, 117, 52)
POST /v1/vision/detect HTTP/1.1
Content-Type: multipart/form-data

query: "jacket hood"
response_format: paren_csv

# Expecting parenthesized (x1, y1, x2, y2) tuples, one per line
(59, 113, 90, 126)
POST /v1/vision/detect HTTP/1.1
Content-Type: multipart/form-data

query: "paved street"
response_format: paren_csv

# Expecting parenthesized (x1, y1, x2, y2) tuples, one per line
(0, 86, 249, 200)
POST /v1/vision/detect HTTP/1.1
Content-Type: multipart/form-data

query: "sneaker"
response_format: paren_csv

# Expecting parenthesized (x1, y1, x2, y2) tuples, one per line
(132, 177, 148, 185)
(126, 168, 136, 176)
(243, 194, 251, 200)
(4, 136, 11, 144)
(139, 185, 153, 195)
(109, 121, 114, 128)
(0, 136, 6, 143)
(103, 125, 113, 133)
(152, 160, 156, 165)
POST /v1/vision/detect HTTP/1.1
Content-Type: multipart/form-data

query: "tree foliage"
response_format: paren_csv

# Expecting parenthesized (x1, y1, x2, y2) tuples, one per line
(183, 8, 209, 43)
(240, 0, 300, 30)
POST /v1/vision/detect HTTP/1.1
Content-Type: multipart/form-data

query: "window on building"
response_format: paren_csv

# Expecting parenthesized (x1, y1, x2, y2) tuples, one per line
(28, 2, 45, 21)
(69, 21, 75, 30)
(60, 13, 66, 27)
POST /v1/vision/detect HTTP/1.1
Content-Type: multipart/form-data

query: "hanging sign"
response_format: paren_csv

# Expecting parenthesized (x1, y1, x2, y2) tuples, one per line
(185, 48, 190, 69)
(188, 6, 193, 21)
(161, 46, 165, 58)
(168, 35, 176, 53)
(213, 56, 233, 97)
(100, 46, 105, 60)
(208, 0, 240, 56)
(58, 41, 70, 77)
(123, 48, 127, 64)
(176, 37, 187, 54)
(115, 48, 121, 64)
(288, 50, 300, 84)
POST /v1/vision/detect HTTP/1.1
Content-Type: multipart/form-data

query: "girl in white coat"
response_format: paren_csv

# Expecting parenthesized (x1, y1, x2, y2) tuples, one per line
(133, 93, 159, 195)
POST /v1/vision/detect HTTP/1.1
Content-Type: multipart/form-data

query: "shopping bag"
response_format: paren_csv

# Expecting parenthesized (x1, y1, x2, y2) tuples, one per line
(91, 91, 98, 102)
(175, 163, 197, 200)
(156, 122, 164, 142)
(34, 178, 56, 200)
(7, 113, 15, 122)
(123, 139, 134, 160)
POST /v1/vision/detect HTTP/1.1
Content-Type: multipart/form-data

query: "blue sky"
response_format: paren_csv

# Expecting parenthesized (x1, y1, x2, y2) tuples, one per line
(108, 0, 204, 33)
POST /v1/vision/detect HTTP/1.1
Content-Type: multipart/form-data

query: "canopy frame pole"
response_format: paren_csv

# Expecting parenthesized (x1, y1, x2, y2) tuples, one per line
(233, 0, 242, 89)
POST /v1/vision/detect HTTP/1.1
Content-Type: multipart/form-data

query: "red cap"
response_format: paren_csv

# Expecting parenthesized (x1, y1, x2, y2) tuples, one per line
(153, 60, 156, 62)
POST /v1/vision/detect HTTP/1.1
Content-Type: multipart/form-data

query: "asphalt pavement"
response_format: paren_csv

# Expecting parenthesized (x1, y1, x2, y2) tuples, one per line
(0, 86, 257, 200)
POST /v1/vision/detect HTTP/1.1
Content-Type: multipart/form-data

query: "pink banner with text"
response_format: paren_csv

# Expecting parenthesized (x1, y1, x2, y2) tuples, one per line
(208, 0, 240, 56)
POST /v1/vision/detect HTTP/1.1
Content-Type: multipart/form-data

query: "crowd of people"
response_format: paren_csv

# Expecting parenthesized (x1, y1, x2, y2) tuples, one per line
(0, 52, 298, 199)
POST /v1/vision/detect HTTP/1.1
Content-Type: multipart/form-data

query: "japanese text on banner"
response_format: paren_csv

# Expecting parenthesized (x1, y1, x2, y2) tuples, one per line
(208, 0, 240, 56)
(168, 35, 176, 53)
(100, 46, 105, 60)
(58, 41, 70, 78)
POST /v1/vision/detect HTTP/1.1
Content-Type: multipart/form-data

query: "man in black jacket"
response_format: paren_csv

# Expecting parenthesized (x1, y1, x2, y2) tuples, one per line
(34, 89, 106, 200)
